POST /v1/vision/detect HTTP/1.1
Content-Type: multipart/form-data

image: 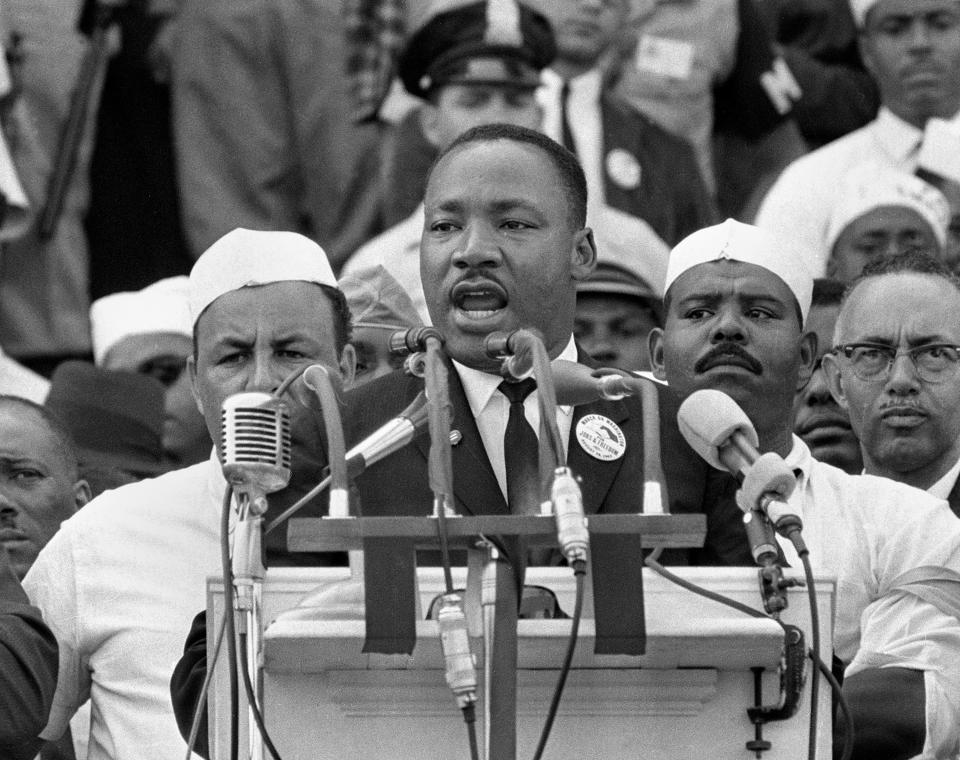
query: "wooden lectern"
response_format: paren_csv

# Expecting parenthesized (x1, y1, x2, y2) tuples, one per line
(206, 511, 834, 759)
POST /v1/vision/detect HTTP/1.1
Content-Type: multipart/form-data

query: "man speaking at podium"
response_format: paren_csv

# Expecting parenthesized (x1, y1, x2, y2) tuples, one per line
(345, 123, 714, 544)
(648, 219, 960, 758)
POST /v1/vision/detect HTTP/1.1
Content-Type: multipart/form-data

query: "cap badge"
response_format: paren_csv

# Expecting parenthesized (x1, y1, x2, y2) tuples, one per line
(575, 414, 626, 461)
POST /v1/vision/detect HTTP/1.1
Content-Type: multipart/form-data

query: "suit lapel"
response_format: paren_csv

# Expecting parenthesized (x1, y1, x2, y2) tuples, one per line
(412, 362, 507, 516)
(564, 347, 635, 514)
(566, 396, 633, 514)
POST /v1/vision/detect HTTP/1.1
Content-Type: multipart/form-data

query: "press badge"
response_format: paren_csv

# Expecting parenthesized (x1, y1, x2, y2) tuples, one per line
(635, 34, 694, 81)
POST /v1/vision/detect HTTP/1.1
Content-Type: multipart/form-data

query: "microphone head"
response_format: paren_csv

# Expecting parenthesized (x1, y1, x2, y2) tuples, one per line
(677, 389, 759, 470)
(552, 360, 604, 405)
(221, 392, 292, 496)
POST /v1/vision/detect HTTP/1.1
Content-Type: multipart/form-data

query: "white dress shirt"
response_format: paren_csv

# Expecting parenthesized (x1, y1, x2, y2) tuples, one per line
(453, 336, 577, 502)
(756, 107, 960, 276)
(776, 436, 960, 758)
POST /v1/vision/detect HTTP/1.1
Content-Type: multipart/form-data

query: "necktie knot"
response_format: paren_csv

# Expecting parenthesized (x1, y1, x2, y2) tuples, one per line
(498, 378, 536, 405)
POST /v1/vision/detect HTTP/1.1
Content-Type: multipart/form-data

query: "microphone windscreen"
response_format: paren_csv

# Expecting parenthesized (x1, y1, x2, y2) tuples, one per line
(677, 389, 758, 470)
(552, 360, 605, 405)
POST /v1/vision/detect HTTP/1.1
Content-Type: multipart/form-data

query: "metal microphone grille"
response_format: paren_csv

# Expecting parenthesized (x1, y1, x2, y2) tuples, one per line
(221, 392, 292, 495)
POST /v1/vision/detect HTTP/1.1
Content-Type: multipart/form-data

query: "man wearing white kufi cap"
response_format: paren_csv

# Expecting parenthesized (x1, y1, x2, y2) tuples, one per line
(650, 219, 960, 758)
(25, 228, 356, 760)
(91, 276, 212, 469)
(825, 166, 951, 281)
(756, 0, 960, 276)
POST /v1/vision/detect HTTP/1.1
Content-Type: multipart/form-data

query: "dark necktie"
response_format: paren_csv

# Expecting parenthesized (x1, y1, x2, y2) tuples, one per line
(560, 80, 577, 157)
(499, 378, 540, 515)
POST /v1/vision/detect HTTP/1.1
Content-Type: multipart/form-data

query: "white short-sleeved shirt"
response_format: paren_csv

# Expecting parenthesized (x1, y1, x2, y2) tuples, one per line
(780, 436, 960, 758)
(24, 455, 225, 760)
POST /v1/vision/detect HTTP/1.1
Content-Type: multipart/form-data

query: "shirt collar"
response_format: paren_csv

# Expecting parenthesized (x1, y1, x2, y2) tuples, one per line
(453, 335, 578, 418)
(926, 450, 960, 500)
(873, 106, 926, 162)
(540, 67, 603, 102)
(783, 434, 814, 485)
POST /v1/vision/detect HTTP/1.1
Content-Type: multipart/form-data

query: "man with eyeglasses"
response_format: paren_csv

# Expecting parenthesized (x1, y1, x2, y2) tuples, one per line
(824, 250, 960, 508)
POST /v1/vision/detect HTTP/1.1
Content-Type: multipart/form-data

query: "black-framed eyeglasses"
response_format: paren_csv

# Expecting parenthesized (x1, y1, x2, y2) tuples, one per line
(832, 342, 960, 383)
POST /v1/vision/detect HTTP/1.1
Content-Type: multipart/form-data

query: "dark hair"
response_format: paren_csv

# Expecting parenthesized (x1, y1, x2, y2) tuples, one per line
(811, 278, 846, 308)
(192, 283, 353, 359)
(428, 123, 588, 228)
(843, 250, 960, 307)
(0, 395, 81, 479)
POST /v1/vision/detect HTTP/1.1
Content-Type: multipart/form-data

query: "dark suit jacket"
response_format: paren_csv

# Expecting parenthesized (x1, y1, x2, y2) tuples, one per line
(1, 549, 59, 760)
(599, 94, 717, 247)
(346, 359, 714, 530)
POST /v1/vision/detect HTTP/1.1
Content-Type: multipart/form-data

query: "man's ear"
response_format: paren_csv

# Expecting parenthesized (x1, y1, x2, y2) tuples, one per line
(187, 354, 203, 415)
(570, 228, 597, 281)
(796, 331, 818, 392)
(648, 327, 667, 382)
(338, 343, 357, 391)
(821, 352, 850, 410)
(420, 103, 443, 148)
(73, 479, 92, 510)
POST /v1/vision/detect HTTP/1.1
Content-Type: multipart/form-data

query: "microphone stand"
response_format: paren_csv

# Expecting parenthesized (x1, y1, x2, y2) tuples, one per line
(231, 490, 266, 760)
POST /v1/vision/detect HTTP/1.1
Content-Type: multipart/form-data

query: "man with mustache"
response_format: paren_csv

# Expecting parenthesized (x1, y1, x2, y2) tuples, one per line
(824, 251, 960, 511)
(648, 219, 960, 758)
(793, 279, 863, 474)
(756, 0, 960, 276)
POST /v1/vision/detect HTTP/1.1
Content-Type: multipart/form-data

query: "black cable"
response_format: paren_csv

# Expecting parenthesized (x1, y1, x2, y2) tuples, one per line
(462, 702, 481, 760)
(238, 632, 285, 760)
(644, 547, 774, 622)
(813, 652, 854, 760)
(796, 544, 819, 760)
(531, 559, 587, 760)
(219, 486, 239, 760)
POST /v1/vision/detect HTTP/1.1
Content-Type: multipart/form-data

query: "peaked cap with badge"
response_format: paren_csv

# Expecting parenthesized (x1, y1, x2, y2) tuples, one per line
(398, 0, 555, 99)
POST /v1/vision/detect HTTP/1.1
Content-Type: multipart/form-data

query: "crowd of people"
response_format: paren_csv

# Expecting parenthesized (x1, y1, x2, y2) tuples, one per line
(2, 0, 960, 758)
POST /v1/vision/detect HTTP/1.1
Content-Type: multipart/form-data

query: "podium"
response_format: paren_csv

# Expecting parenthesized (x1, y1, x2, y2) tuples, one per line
(206, 561, 834, 759)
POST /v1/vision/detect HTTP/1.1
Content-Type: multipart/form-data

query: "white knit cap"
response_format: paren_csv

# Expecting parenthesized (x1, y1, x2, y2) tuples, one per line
(90, 276, 192, 366)
(188, 228, 338, 325)
(825, 165, 950, 253)
(665, 218, 814, 323)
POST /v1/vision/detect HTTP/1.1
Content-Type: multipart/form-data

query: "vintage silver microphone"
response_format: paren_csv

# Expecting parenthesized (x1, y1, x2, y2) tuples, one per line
(221, 391, 292, 516)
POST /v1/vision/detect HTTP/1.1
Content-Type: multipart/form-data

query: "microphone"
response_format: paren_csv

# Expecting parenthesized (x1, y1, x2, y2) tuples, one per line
(221, 391, 291, 515)
(484, 329, 544, 379)
(677, 389, 803, 539)
(345, 391, 429, 477)
(389, 326, 444, 356)
(551, 360, 635, 405)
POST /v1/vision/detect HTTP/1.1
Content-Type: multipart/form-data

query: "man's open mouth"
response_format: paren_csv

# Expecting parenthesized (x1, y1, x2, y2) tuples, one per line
(451, 280, 508, 320)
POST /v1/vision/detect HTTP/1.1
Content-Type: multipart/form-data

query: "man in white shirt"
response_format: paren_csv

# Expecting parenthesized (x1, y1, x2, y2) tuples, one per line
(755, 0, 960, 275)
(24, 229, 356, 759)
(824, 250, 960, 511)
(649, 219, 960, 758)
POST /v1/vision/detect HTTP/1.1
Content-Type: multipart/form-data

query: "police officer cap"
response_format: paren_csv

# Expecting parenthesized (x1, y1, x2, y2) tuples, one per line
(399, 0, 555, 99)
